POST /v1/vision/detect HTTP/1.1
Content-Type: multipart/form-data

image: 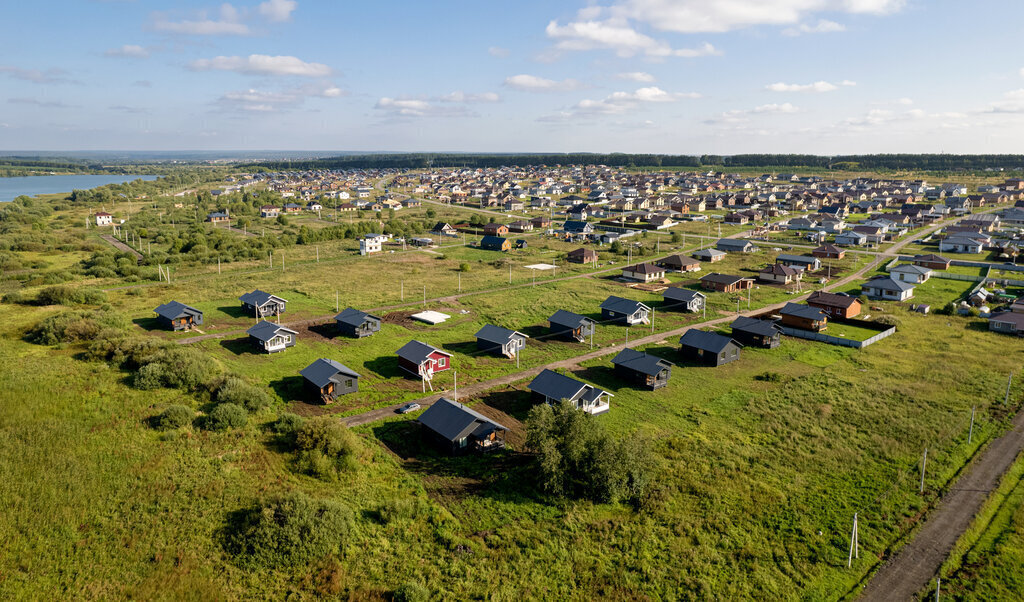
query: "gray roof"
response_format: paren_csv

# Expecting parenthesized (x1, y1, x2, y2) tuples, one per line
(611, 348, 672, 376)
(475, 324, 526, 345)
(679, 329, 740, 353)
(693, 248, 727, 259)
(663, 287, 705, 304)
(154, 301, 201, 320)
(600, 295, 650, 314)
(246, 320, 297, 342)
(396, 340, 449, 364)
(528, 369, 609, 403)
(334, 307, 379, 327)
(300, 358, 360, 388)
(624, 262, 664, 275)
(480, 235, 508, 247)
(731, 316, 782, 337)
(776, 254, 818, 264)
(890, 264, 932, 275)
(780, 302, 829, 321)
(717, 238, 753, 250)
(549, 310, 595, 329)
(418, 398, 507, 443)
(238, 289, 286, 306)
(863, 276, 915, 292)
(701, 273, 748, 286)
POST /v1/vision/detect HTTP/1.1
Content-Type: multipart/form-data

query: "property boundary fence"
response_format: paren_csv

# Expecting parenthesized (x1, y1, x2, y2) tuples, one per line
(778, 321, 897, 349)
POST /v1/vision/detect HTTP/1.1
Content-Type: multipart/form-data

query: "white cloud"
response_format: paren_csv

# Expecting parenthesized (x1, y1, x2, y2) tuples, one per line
(984, 89, 1024, 114)
(618, 0, 904, 33)
(105, 44, 150, 58)
(258, 0, 297, 22)
(439, 91, 500, 103)
(545, 17, 719, 58)
(766, 80, 855, 92)
(541, 86, 698, 120)
(152, 4, 251, 35)
(708, 102, 801, 124)
(0, 66, 75, 84)
(215, 82, 344, 112)
(8, 97, 75, 108)
(189, 54, 333, 77)
(375, 97, 476, 118)
(615, 71, 655, 82)
(504, 74, 584, 92)
(488, 46, 510, 58)
(782, 19, 846, 36)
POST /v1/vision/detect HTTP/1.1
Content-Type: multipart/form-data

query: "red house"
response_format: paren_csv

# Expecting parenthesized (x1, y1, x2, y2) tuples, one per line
(396, 340, 452, 379)
(483, 223, 509, 236)
(812, 243, 845, 259)
(913, 254, 951, 270)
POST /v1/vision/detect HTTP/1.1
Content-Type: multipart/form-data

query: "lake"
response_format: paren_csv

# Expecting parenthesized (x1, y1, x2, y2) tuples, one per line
(0, 174, 160, 202)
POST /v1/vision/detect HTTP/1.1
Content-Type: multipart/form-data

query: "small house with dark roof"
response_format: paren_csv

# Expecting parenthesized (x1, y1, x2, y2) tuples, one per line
(396, 340, 451, 379)
(657, 254, 701, 272)
(431, 222, 458, 237)
(417, 398, 508, 454)
(483, 223, 509, 236)
(807, 291, 861, 319)
(776, 254, 821, 271)
(913, 254, 951, 270)
(890, 263, 933, 283)
(300, 358, 359, 403)
(246, 321, 297, 353)
(239, 289, 287, 317)
(678, 330, 741, 367)
(611, 348, 673, 390)
(700, 273, 754, 293)
(758, 263, 802, 285)
(527, 369, 612, 414)
(206, 211, 229, 223)
(600, 296, 651, 325)
(334, 307, 381, 338)
(548, 310, 596, 342)
(475, 324, 528, 358)
(153, 301, 203, 331)
(562, 220, 594, 235)
(813, 243, 845, 259)
(716, 239, 755, 253)
(779, 303, 829, 332)
(621, 262, 665, 283)
(989, 312, 1024, 336)
(662, 287, 705, 312)
(480, 235, 511, 251)
(567, 248, 598, 264)
(730, 317, 782, 348)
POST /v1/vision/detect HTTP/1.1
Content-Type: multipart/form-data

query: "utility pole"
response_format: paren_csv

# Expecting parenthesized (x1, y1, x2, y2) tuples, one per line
(969, 406, 976, 444)
(847, 512, 859, 568)
(920, 448, 928, 494)
(1006, 372, 1014, 405)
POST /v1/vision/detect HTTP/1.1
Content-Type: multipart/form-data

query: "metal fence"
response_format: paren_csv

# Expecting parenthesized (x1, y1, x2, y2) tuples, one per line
(779, 324, 897, 349)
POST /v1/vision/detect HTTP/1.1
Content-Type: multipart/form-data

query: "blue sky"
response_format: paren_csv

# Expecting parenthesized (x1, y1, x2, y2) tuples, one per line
(2, 0, 1023, 154)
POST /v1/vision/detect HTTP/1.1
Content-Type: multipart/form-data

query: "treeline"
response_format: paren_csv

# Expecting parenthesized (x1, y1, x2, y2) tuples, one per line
(251, 152, 1024, 172)
(0, 157, 183, 178)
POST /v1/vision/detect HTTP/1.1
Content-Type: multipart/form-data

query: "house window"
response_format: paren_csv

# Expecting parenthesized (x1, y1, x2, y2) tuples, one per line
(345, 379, 353, 388)
(436, 356, 446, 368)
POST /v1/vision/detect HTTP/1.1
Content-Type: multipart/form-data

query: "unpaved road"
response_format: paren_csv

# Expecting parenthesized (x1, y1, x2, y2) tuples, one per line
(99, 234, 143, 261)
(858, 410, 1024, 601)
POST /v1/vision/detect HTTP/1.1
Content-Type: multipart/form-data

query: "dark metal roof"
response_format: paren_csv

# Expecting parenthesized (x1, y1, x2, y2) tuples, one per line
(418, 398, 507, 443)
(238, 289, 285, 306)
(600, 295, 650, 314)
(701, 273, 748, 286)
(480, 235, 508, 247)
(612, 348, 673, 376)
(154, 301, 201, 320)
(549, 310, 595, 329)
(396, 340, 448, 364)
(300, 358, 360, 388)
(679, 329, 740, 353)
(781, 302, 829, 321)
(663, 287, 705, 303)
(731, 316, 782, 337)
(334, 307, 379, 327)
(475, 324, 526, 345)
(776, 254, 819, 264)
(807, 291, 859, 309)
(625, 262, 664, 275)
(528, 369, 590, 402)
(246, 320, 297, 342)
(716, 238, 752, 249)
(659, 254, 700, 268)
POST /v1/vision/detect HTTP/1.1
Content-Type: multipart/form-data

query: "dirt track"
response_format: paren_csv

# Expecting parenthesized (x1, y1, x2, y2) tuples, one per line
(858, 410, 1024, 601)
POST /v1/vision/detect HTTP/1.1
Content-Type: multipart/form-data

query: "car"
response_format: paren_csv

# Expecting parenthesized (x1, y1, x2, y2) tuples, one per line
(397, 402, 421, 414)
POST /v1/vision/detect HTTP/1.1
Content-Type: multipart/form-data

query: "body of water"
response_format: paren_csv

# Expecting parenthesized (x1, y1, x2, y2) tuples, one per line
(0, 174, 160, 202)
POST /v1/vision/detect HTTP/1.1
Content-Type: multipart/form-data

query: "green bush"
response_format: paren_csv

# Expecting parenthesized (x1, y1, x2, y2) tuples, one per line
(293, 417, 362, 479)
(159, 347, 219, 391)
(206, 403, 248, 431)
(27, 309, 130, 345)
(215, 376, 272, 412)
(393, 582, 430, 602)
(378, 497, 429, 524)
(226, 491, 354, 568)
(35, 285, 107, 306)
(134, 363, 166, 390)
(154, 405, 194, 430)
(458, 262, 471, 272)
(272, 413, 306, 445)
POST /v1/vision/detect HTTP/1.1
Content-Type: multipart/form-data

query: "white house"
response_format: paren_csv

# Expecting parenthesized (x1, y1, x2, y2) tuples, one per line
(861, 276, 915, 301)
(95, 212, 113, 227)
(359, 235, 383, 255)
(890, 264, 933, 284)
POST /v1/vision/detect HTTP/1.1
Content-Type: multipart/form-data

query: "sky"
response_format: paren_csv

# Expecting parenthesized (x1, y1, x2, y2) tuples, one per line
(2, 0, 1024, 154)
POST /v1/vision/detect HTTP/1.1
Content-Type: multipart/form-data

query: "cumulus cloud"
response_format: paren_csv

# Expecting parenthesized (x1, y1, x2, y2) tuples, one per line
(616, 71, 656, 82)
(152, 4, 251, 35)
(782, 19, 846, 36)
(215, 82, 345, 112)
(0, 66, 76, 84)
(540, 86, 698, 121)
(189, 54, 333, 77)
(708, 102, 801, 124)
(104, 44, 150, 58)
(545, 17, 719, 58)
(258, 0, 297, 22)
(439, 91, 500, 103)
(619, 0, 904, 33)
(373, 90, 499, 119)
(766, 80, 855, 92)
(984, 89, 1024, 114)
(503, 74, 584, 92)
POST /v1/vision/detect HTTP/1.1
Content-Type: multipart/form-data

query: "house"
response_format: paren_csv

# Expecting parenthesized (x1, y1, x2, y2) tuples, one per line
(779, 303, 828, 332)
(657, 254, 701, 272)
(431, 222, 458, 237)
(758, 263, 802, 284)
(417, 398, 508, 454)
(239, 289, 286, 317)
(989, 312, 1024, 336)
(359, 236, 382, 255)
(95, 212, 113, 227)
(562, 220, 594, 235)
(206, 211, 229, 224)
(334, 307, 381, 338)
(836, 231, 868, 246)
(527, 369, 611, 414)
(153, 301, 203, 331)
(246, 321, 297, 353)
(567, 248, 598, 265)
(530, 216, 552, 229)
(621, 262, 665, 283)
(548, 310, 596, 342)
(730, 316, 782, 348)
(776, 254, 822, 271)
(716, 239, 756, 253)
(600, 296, 651, 325)
(480, 235, 512, 251)
(663, 287, 706, 312)
(700, 273, 754, 293)
(300, 358, 359, 403)
(890, 263, 933, 283)
(693, 248, 727, 262)
(861, 276, 915, 301)
(678, 330, 741, 367)
(475, 324, 528, 358)
(483, 223, 509, 236)
(307, 201, 323, 212)
(396, 340, 452, 379)
(938, 236, 985, 254)
(260, 205, 280, 218)
(813, 244, 845, 259)
(508, 220, 534, 233)
(807, 291, 861, 319)
(913, 254, 951, 270)
(611, 348, 673, 390)
(283, 203, 302, 213)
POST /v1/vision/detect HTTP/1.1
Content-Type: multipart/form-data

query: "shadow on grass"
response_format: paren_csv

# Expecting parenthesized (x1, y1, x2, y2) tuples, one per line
(478, 389, 535, 422)
(519, 324, 551, 341)
(569, 365, 623, 393)
(270, 375, 305, 403)
(440, 340, 479, 356)
(220, 336, 257, 356)
(132, 317, 164, 332)
(217, 305, 249, 319)
(363, 356, 406, 379)
(308, 322, 339, 340)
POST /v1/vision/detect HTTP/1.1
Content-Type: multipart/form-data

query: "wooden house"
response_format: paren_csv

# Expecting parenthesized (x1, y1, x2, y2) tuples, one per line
(418, 398, 508, 454)
(475, 324, 528, 358)
(548, 310, 596, 342)
(621, 263, 665, 283)
(730, 316, 782, 348)
(527, 369, 611, 414)
(483, 223, 509, 236)
(812, 243, 845, 259)
(396, 340, 452, 379)
(611, 348, 673, 390)
(662, 288, 705, 312)
(600, 296, 651, 325)
(700, 273, 754, 293)
(300, 358, 359, 403)
(567, 248, 598, 264)
(657, 254, 701, 272)
(779, 303, 828, 332)
(508, 220, 534, 233)
(678, 330, 741, 367)
(153, 301, 203, 331)
(807, 291, 861, 319)
(239, 289, 287, 317)
(334, 307, 381, 338)
(246, 321, 297, 353)
(913, 254, 951, 270)
(480, 235, 512, 251)
(758, 263, 802, 284)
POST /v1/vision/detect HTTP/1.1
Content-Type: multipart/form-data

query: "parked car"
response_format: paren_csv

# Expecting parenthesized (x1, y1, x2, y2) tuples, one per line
(397, 402, 421, 414)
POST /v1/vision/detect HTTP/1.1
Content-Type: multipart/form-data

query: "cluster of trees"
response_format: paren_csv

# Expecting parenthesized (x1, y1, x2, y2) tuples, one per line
(273, 414, 364, 481)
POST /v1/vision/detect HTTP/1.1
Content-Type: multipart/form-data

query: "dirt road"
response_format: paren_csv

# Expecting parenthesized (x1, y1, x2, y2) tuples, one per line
(858, 411, 1024, 600)
(99, 234, 143, 261)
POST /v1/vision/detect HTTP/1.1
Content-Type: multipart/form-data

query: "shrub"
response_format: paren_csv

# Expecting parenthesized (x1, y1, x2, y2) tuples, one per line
(215, 376, 272, 412)
(27, 309, 130, 345)
(207, 403, 248, 431)
(154, 405, 194, 430)
(134, 362, 166, 390)
(393, 582, 430, 602)
(874, 314, 903, 327)
(226, 491, 354, 568)
(458, 262, 471, 272)
(272, 413, 306, 445)
(378, 497, 429, 524)
(293, 417, 362, 479)
(159, 347, 219, 391)
(35, 285, 107, 306)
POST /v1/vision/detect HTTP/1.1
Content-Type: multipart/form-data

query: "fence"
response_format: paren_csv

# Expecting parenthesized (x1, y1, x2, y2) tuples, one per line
(779, 322, 897, 349)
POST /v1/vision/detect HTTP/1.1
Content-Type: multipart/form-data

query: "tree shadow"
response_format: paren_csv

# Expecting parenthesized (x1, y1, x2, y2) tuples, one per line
(217, 305, 249, 319)
(220, 337, 257, 356)
(132, 317, 164, 332)
(478, 389, 535, 422)
(269, 375, 306, 404)
(363, 355, 405, 379)
(440, 340, 479, 356)
(308, 322, 338, 339)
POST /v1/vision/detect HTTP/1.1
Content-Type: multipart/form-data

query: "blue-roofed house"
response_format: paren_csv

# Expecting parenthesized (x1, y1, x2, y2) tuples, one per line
(417, 398, 508, 454)
(246, 320, 298, 353)
(600, 296, 651, 325)
(678, 330, 741, 367)
(300, 358, 360, 403)
(527, 369, 611, 414)
(475, 324, 528, 358)
(611, 348, 673, 390)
